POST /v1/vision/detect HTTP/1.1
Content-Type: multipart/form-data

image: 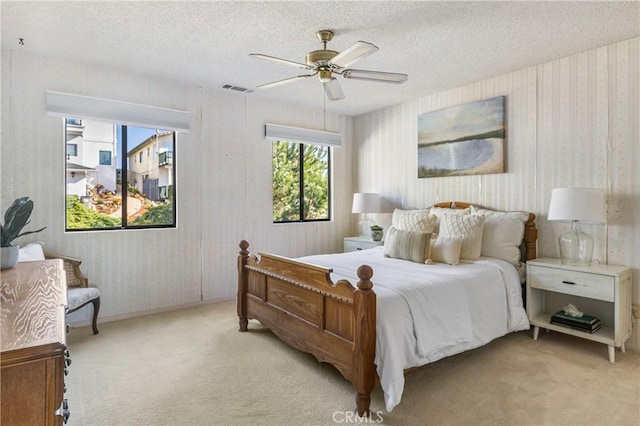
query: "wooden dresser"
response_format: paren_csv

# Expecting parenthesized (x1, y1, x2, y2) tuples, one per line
(1, 259, 70, 425)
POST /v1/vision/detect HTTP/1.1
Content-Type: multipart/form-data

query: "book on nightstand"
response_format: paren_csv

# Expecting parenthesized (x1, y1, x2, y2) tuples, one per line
(550, 310, 602, 333)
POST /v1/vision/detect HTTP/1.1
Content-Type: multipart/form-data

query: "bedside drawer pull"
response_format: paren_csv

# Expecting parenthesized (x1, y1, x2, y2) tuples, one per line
(562, 280, 576, 285)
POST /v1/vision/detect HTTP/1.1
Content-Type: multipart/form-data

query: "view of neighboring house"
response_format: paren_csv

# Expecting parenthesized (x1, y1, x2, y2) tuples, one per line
(65, 120, 174, 204)
(65, 118, 117, 198)
(127, 131, 173, 202)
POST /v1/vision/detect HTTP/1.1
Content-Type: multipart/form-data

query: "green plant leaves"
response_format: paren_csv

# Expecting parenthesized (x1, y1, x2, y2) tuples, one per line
(1, 197, 46, 247)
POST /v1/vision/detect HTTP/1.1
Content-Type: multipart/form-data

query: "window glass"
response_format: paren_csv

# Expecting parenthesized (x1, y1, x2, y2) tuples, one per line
(302, 144, 329, 220)
(272, 141, 330, 222)
(99, 150, 112, 165)
(66, 144, 77, 157)
(64, 118, 176, 230)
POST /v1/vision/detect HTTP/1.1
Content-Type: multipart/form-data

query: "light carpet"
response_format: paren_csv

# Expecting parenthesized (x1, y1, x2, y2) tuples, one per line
(65, 301, 640, 426)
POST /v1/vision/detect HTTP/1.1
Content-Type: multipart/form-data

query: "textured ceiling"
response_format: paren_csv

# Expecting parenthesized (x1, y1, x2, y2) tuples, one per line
(2, 1, 639, 116)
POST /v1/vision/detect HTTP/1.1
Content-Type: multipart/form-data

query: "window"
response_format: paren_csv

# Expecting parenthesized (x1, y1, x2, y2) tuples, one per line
(272, 141, 330, 222)
(64, 118, 176, 231)
(66, 143, 77, 157)
(99, 150, 112, 165)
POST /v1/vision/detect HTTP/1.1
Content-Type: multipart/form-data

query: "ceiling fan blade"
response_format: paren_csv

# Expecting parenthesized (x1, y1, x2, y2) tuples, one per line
(342, 69, 408, 84)
(329, 41, 378, 68)
(257, 74, 315, 89)
(324, 78, 345, 101)
(250, 53, 312, 70)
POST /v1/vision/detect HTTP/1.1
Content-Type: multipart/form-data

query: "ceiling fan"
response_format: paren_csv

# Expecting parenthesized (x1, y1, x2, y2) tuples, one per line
(250, 30, 408, 101)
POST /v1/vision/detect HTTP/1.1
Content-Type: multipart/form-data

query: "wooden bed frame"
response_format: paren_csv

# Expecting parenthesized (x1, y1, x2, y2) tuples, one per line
(237, 202, 537, 415)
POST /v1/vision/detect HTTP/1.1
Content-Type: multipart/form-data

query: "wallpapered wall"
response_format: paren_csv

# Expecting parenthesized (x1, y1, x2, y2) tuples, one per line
(1, 49, 354, 325)
(353, 37, 639, 349)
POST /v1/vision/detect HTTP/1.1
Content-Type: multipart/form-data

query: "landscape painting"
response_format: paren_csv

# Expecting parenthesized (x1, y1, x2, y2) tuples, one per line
(417, 96, 505, 178)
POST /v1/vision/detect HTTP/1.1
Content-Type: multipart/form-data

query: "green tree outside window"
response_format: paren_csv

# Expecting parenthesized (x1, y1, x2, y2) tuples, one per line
(272, 141, 330, 222)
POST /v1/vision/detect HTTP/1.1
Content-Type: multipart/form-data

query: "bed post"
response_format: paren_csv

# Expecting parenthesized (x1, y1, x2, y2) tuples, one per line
(237, 240, 250, 332)
(352, 265, 376, 417)
(524, 213, 537, 260)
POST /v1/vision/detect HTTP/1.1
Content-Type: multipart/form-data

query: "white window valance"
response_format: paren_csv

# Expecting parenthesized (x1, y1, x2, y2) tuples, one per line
(265, 123, 341, 147)
(46, 91, 191, 133)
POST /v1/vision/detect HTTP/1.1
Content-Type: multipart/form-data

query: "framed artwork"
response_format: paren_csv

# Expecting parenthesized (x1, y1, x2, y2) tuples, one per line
(418, 96, 505, 178)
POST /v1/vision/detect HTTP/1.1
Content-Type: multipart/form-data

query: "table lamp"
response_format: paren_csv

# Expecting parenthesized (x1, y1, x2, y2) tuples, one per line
(352, 193, 380, 238)
(547, 187, 606, 266)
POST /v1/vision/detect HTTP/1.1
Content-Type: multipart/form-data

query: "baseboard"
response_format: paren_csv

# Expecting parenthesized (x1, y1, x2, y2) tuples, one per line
(66, 296, 235, 329)
(65, 298, 640, 354)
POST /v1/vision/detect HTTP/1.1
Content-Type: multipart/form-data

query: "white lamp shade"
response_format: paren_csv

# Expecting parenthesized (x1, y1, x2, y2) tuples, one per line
(352, 193, 380, 214)
(548, 188, 606, 223)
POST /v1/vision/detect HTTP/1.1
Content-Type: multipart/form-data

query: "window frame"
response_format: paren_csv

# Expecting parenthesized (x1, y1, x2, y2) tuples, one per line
(272, 140, 332, 224)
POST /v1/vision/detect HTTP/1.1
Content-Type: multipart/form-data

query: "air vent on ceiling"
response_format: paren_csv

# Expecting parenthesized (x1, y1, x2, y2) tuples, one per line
(220, 84, 254, 94)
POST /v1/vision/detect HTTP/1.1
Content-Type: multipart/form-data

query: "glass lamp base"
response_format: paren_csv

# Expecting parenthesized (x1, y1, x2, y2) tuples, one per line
(358, 215, 375, 238)
(558, 221, 594, 266)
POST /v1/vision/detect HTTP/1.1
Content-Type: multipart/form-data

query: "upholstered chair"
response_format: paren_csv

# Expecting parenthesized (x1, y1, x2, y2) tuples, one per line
(47, 253, 101, 334)
(18, 243, 100, 334)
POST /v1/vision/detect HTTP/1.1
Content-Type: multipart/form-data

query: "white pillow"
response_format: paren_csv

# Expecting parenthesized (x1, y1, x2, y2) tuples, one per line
(439, 214, 485, 260)
(18, 242, 45, 262)
(383, 226, 433, 264)
(471, 207, 529, 266)
(397, 211, 437, 233)
(429, 206, 471, 232)
(428, 234, 463, 265)
(391, 208, 429, 228)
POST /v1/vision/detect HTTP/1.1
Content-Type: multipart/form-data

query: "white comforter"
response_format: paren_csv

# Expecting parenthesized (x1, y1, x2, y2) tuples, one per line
(298, 247, 529, 412)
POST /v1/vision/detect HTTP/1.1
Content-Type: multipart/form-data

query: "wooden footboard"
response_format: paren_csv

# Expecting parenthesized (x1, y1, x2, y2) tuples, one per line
(237, 240, 376, 415)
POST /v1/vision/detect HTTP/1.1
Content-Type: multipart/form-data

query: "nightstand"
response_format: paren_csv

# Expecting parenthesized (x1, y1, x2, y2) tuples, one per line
(343, 236, 383, 252)
(526, 258, 632, 363)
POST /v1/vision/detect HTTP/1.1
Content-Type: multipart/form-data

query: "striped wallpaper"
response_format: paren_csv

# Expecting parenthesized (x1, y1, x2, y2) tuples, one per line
(354, 37, 639, 349)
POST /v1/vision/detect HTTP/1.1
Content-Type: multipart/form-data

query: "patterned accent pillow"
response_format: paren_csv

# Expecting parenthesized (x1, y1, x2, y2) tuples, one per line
(391, 208, 429, 228)
(429, 206, 471, 233)
(439, 214, 485, 260)
(397, 211, 437, 233)
(383, 226, 433, 264)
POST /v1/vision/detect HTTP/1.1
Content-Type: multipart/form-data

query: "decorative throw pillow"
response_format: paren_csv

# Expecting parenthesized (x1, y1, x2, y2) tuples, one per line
(391, 208, 429, 228)
(428, 234, 463, 265)
(429, 206, 471, 233)
(383, 226, 432, 264)
(397, 211, 437, 233)
(471, 206, 529, 266)
(439, 214, 485, 260)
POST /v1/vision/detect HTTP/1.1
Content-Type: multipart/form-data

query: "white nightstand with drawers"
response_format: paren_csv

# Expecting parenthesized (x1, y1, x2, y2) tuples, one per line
(526, 258, 632, 363)
(343, 236, 383, 252)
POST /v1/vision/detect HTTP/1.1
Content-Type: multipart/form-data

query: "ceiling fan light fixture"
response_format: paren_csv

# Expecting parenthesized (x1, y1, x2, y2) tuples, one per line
(324, 78, 345, 101)
(318, 69, 333, 83)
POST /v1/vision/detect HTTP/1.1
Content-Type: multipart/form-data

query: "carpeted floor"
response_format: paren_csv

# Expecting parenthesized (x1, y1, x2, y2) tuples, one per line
(65, 301, 640, 426)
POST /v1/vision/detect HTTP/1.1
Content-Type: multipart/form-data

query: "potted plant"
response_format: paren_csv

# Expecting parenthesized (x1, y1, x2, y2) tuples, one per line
(1, 197, 46, 269)
(370, 224, 384, 242)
